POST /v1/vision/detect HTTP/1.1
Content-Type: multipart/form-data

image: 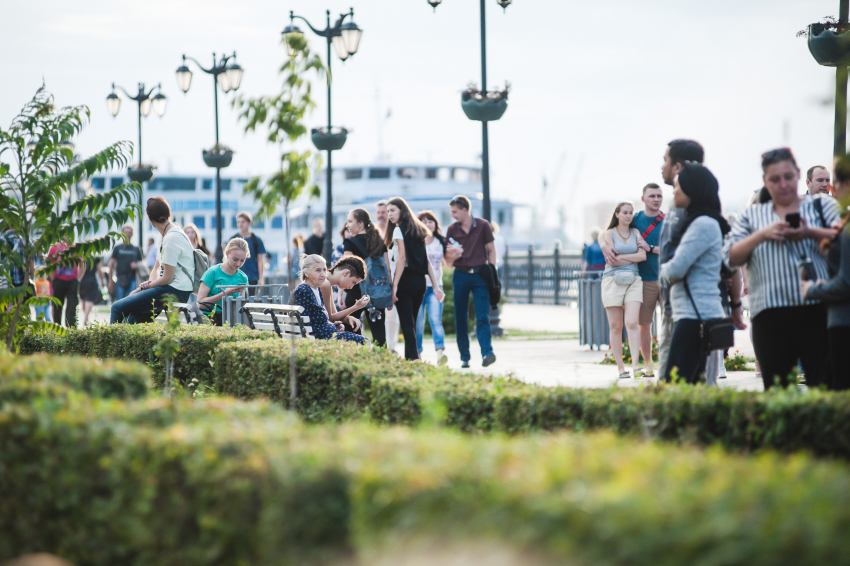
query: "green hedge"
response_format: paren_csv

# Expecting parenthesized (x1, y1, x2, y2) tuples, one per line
(21, 325, 850, 459)
(0, 353, 152, 403)
(2, 394, 850, 565)
(20, 324, 274, 389)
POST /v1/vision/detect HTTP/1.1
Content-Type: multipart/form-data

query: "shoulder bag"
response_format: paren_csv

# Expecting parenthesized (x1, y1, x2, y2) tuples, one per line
(684, 278, 734, 351)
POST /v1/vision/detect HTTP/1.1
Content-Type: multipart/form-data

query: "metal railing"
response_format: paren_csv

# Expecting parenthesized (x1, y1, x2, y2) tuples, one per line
(221, 283, 290, 327)
(502, 245, 584, 304)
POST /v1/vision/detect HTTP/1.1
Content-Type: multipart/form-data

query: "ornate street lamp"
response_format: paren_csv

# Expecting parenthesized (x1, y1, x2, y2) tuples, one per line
(176, 52, 244, 262)
(429, 0, 513, 223)
(106, 82, 167, 247)
(284, 8, 363, 262)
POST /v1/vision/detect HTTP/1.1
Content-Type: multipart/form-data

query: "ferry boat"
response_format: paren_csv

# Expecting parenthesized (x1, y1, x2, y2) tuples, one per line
(89, 163, 515, 273)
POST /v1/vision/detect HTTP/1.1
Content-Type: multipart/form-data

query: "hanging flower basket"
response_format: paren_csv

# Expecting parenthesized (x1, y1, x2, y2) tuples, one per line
(311, 127, 348, 151)
(803, 20, 850, 67)
(203, 144, 234, 169)
(461, 82, 510, 122)
(127, 164, 155, 183)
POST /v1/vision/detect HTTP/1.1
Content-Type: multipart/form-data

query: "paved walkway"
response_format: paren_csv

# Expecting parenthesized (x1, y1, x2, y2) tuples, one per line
(84, 302, 764, 391)
(414, 303, 764, 391)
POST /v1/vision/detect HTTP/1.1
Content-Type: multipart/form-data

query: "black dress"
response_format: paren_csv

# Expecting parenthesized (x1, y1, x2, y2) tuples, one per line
(79, 257, 102, 302)
(343, 233, 388, 347)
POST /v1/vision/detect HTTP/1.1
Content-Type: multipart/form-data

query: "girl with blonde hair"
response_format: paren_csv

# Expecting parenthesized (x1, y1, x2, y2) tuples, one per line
(195, 237, 250, 326)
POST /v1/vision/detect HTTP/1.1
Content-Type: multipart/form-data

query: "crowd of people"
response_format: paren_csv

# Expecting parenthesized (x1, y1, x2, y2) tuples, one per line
(587, 139, 848, 390)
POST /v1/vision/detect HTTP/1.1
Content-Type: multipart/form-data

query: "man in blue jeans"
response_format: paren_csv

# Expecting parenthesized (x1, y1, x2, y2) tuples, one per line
(446, 195, 497, 368)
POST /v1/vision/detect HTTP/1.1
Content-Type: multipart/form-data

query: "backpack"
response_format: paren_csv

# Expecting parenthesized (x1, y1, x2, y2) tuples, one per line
(348, 237, 393, 310)
(162, 228, 210, 293)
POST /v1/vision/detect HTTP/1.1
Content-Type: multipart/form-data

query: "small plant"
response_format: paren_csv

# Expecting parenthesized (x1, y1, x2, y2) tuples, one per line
(724, 350, 753, 372)
(204, 143, 233, 155)
(600, 338, 658, 365)
(462, 81, 510, 103)
(797, 16, 847, 38)
(153, 295, 181, 399)
(131, 163, 156, 170)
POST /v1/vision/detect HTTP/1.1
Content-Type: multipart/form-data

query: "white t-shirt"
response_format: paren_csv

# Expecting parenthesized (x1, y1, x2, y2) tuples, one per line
(425, 238, 443, 287)
(158, 227, 195, 292)
(391, 226, 404, 268)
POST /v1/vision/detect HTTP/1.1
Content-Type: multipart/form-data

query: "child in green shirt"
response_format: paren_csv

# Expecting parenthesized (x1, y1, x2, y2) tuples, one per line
(196, 238, 250, 325)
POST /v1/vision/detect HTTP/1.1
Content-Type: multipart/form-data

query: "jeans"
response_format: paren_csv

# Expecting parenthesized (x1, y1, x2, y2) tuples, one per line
(110, 285, 191, 324)
(52, 278, 79, 328)
(395, 270, 426, 361)
(453, 270, 493, 362)
(416, 285, 445, 353)
(115, 277, 137, 301)
(34, 304, 52, 322)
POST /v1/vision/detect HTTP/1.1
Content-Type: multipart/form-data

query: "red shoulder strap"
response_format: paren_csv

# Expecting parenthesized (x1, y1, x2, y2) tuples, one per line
(641, 212, 665, 239)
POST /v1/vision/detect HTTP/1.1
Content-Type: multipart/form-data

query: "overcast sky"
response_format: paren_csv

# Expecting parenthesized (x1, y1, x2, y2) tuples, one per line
(1, 0, 840, 243)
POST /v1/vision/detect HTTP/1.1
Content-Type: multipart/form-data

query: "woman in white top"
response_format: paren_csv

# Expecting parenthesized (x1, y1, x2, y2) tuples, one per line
(415, 211, 450, 365)
(110, 197, 195, 324)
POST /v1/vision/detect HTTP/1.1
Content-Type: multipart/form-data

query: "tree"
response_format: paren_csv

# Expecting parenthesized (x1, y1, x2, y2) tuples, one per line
(0, 86, 140, 351)
(233, 34, 324, 409)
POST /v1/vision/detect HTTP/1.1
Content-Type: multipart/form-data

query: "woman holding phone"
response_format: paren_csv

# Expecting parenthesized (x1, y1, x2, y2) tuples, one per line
(196, 238, 250, 326)
(725, 148, 839, 388)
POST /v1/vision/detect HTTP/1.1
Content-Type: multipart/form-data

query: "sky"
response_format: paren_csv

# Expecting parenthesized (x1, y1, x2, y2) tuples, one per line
(0, 0, 841, 245)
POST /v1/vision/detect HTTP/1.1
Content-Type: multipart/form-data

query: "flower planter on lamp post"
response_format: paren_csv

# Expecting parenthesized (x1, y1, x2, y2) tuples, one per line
(202, 145, 234, 169)
(127, 165, 156, 184)
(311, 127, 348, 151)
(808, 23, 850, 66)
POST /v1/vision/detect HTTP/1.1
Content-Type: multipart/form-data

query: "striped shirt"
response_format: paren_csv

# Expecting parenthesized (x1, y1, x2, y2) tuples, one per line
(723, 195, 840, 318)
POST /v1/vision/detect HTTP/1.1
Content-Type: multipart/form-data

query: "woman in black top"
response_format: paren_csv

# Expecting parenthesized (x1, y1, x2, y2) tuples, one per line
(385, 197, 444, 361)
(343, 208, 392, 347)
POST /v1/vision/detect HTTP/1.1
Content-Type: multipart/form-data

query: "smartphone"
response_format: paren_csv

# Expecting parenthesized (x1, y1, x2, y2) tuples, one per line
(786, 212, 801, 229)
(799, 258, 817, 281)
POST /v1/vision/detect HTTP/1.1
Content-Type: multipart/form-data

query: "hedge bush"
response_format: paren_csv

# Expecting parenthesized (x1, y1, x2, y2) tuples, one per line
(21, 326, 850, 458)
(2, 394, 850, 566)
(0, 353, 152, 403)
(19, 324, 275, 389)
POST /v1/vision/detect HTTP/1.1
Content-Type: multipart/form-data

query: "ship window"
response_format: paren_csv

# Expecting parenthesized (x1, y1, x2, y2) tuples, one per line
(91, 177, 106, 190)
(111, 177, 124, 189)
(498, 210, 505, 225)
(202, 179, 213, 190)
(369, 168, 391, 179)
(272, 216, 283, 229)
(425, 168, 438, 179)
(149, 177, 196, 192)
(344, 168, 363, 180)
(192, 215, 206, 229)
(397, 167, 418, 179)
(452, 168, 470, 183)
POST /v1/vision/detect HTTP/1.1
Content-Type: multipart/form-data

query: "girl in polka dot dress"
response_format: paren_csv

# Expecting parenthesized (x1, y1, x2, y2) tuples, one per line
(290, 254, 370, 345)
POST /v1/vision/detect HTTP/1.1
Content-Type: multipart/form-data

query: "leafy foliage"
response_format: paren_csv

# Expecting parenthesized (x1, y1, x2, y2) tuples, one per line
(2, 386, 850, 565)
(0, 85, 140, 350)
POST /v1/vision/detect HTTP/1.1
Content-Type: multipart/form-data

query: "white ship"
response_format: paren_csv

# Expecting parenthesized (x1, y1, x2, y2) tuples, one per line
(89, 163, 515, 273)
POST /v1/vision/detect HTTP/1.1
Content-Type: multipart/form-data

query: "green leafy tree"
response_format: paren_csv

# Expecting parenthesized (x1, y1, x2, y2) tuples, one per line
(0, 86, 140, 351)
(233, 34, 324, 409)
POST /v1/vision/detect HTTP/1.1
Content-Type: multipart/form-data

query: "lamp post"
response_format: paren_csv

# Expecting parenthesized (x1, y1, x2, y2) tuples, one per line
(106, 83, 167, 248)
(283, 8, 363, 262)
(429, 0, 512, 222)
(175, 52, 244, 262)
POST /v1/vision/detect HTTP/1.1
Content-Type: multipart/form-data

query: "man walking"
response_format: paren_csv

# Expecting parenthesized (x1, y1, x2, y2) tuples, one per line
(634, 183, 664, 376)
(108, 224, 144, 301)
(445, 195, 497, 368)
(229, 211, 265, 296)
(304, 218, 325, 256)
(806, 165, 830, 195)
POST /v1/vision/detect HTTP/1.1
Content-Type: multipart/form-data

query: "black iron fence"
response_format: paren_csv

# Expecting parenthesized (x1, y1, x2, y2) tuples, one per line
(502, 245, 584, 304)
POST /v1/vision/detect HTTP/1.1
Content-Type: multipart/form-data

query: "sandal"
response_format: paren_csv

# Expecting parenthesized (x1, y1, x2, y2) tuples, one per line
(642, 370, 655, 378)
(619, 371, 631, 379)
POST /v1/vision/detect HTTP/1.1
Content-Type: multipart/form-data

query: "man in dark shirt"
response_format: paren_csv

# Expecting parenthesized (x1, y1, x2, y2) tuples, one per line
(229, 211, 266, 296)
(445, 195, 497, 368)
(108, 224, 143, 301)
(304, 218, 325, 256)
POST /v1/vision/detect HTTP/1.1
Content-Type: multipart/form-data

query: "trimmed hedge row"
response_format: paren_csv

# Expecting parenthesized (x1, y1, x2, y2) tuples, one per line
(20, 323, 274, 388)
(2, 393, 850, 565)
(0, 353, 152, 403)
(21, 325, 850, 458)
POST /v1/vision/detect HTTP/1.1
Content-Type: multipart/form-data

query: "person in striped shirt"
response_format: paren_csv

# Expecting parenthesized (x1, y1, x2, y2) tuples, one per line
(725, 148, 839, 389)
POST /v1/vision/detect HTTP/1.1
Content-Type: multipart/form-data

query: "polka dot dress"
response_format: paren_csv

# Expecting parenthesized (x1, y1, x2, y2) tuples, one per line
(291, 283, 369, 345)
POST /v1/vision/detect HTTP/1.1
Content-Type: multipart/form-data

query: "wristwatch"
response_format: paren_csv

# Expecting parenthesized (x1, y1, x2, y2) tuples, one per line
(649, 244, 655, 253)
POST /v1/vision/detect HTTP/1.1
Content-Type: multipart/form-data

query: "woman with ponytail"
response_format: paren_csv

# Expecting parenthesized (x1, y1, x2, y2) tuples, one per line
(801, 154, 850, 390)
(343, 208, 392, 346)
(660, 163, 729, 384)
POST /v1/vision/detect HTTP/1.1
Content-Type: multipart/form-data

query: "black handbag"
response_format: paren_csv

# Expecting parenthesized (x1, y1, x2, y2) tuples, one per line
(684, 279, 734, 352)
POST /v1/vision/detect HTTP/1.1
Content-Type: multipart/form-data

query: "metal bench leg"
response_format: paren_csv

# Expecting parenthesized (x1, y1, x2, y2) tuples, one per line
(238, 307, 256, 330)
(263, 308, 283, 338)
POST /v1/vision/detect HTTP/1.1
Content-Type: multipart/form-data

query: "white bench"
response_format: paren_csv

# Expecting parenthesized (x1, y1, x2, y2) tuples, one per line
(238, 303, 313, 339)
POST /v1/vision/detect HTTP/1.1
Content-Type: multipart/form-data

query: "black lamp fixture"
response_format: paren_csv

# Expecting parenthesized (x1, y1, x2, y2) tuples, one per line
(283, 8, 363, 262)
(175, 52, 244, 262)
(105, 82, 167, 247)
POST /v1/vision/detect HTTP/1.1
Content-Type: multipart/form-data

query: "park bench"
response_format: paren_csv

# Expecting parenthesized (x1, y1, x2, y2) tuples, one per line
(238, 303, 313, 339)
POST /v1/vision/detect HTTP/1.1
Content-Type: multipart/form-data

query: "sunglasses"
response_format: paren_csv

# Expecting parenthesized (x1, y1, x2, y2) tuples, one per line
(761, 147, 795, 163)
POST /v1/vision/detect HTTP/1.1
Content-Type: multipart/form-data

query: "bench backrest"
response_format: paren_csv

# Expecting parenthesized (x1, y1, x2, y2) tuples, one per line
(239, 303, 313, 339)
